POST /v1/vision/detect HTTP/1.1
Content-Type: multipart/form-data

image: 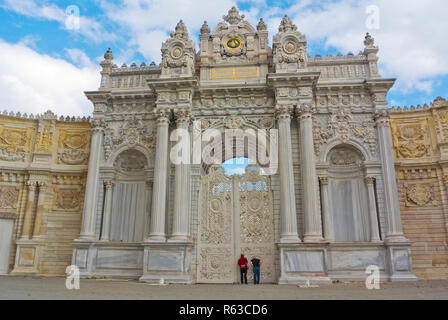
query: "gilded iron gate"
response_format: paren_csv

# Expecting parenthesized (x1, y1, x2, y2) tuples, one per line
(197, 165, 275, 283)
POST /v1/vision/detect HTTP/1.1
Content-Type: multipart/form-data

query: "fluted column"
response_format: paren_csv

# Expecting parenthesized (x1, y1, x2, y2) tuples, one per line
(100, 180, 115, 241)
(298, 105, 323, 242)
(365, 176, 381, 242)
(319, 177, 334, 242)
(79, 119, 104, 240)
(32, 182, 48, 239)
(170, 108, 191, 242)
(276, 105, 300, 243)
(21, 181, 37, 239)
(147, 109, 171, 242)
(375, 110, 407, 242)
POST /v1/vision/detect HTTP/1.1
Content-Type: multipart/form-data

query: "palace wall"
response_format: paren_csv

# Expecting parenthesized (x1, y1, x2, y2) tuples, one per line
(390, 98, 448, 279)
(0, 112, 90, 275)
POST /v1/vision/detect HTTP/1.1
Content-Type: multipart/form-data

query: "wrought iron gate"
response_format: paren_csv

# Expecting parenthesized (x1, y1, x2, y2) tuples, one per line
(197, 165, 275, 283)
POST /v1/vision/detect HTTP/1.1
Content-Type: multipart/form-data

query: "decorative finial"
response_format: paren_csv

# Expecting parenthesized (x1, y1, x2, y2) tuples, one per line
(278, 15, 297, 33)
(200, 21, 210, 35)
(104, 48, 113, 62)
(364, 32, 375, 47)
(257, 18, 267, 31)
(223, 6, 245, 25)
(171, 20, 189, 40)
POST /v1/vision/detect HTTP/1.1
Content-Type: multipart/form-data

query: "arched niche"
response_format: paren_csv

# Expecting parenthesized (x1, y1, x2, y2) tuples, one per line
(326, 145, 371, 242)
(107, 149, 150, 243)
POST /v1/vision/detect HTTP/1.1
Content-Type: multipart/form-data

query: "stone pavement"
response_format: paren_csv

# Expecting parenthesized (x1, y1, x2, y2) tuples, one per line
(0, 276, 447, 300)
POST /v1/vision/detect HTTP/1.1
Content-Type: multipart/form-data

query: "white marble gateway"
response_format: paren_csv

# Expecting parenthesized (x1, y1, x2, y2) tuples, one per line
(72, 7, 416, 283)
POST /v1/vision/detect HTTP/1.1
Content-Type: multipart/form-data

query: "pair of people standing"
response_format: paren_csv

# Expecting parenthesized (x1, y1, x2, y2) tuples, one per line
(237, 254, 262, 285)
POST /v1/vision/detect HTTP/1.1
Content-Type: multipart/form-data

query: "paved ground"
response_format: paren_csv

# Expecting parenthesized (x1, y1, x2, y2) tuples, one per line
(0, 276, 447, 300)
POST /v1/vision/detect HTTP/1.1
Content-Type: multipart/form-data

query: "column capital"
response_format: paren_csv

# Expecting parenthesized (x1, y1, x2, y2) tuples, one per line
(104, 180, 115, 189)
(173, 107, 192, 125)
(91, 118, 106, 133)
(275, 105, 294, 120)
(296, 104, 315, 120)
(374, 109, 390, 127)
(154, 108, 171, 124)
(364, 176, 376, 185)
(319, 176, 329, 185)
(25, 180, 38, 190)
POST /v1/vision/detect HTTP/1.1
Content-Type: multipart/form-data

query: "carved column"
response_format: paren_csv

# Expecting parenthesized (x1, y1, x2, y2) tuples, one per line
(365, 176, 381, 242)
(21, 181, 37, 239)
(375, 110, 407, 242)
(276, 105, 300, 243)
(298, 105, 323, 242)
(32, 182, 48, 239)
(147, 109, 171, 242)
(79, 119, 104, 240)
(319, 177, 334, 242)
(170, 108, 191, 242)
(100, 180, 115, 241)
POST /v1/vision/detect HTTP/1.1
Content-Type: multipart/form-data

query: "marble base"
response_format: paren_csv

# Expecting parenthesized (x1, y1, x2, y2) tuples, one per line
(11, 240, 42, 275)
(139, 242, 193, 284)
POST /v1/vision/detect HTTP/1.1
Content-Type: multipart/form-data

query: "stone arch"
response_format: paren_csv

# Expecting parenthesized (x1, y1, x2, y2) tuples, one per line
(319, 138, 371, 163)
(324, 144, 371, 242)
(107, 144, 154, 168)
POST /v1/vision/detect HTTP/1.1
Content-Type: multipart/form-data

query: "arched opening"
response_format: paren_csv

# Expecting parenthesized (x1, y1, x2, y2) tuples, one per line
(326, 145, 371, 242)
(106, 149, 150, 242)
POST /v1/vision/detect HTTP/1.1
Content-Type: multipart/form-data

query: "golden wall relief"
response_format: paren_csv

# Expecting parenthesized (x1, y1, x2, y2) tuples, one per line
(57, 129, 90, 165)
(391, 122, 430, 158)
(35, 124, 54, 153)
(0, 126, 34, 161)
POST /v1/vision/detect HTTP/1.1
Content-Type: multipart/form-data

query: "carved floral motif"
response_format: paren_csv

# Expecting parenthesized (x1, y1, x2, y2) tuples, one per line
(57, 130, 90, 165)
(313, 107, 376, 157)
(54, 188, 81, 210)
(391, 123, 429, 158)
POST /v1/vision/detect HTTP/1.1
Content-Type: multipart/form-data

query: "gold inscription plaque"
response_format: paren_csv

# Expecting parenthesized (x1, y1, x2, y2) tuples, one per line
(209, 66, 259, 81)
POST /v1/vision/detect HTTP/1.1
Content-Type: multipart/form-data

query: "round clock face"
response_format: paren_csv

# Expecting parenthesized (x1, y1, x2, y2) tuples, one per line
(226, 37, 242, 49)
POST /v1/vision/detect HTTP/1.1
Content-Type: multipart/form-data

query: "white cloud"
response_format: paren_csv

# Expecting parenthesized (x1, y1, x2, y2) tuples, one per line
(0, 39, 100, 116)
(276, 0, 448, 95)
(1, 0, 116, 43)
(99, 0, 239, 62)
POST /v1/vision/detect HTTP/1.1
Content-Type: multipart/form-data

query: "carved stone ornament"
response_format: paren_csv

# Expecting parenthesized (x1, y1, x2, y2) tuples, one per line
(161, 20, 195, 76)
(328, 148, 363, 166)
(35, 124, 54, 153)
(0, 186, 19, 209)
(391, 123, 429, 158)
(225, 115, 244, 129)
(54, 188, 81, 210)
(114, 149, 147, 172)
(273, 15, 307, 69)
(223, 6, 245, 25)
(104, 118, 155, 160)
(313, 107, 376, 157)
(405, 183, 437, 207)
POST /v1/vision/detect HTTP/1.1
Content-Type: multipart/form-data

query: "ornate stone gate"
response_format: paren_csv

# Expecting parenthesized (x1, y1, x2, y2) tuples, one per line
(197, 165, 275, 283)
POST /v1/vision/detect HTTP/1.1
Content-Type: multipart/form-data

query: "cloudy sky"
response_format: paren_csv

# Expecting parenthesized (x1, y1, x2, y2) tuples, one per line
(0, 0, 447, 116)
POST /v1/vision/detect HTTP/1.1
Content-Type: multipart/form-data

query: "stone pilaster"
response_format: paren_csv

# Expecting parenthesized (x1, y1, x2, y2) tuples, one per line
(32, 182, 48, 239)
(365, 176, 381, 242)
(170, 108, 191, 242)
(78, 118, 105, 240)
(276, 105, 300, 243)
(21, 181, 37, 239)
(147, 109, 171, 242)
(375, 110, 407, 243)
(100, 180, 115, 241)
(319, 177, 334, 242)
(297, 105, 323, 242)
